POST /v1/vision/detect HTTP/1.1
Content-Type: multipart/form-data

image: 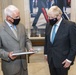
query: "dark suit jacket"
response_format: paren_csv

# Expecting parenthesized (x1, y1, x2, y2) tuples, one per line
(44, 19, 76, 68)
(0, 21, 32, 75)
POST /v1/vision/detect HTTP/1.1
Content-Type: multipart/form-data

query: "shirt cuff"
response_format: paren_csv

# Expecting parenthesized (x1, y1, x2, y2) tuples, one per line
(44, 55, 47, 56)
(66, 59, 72, 63)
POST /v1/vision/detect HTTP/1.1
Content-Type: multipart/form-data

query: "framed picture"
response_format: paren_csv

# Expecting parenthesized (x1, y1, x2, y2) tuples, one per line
(28, 0, 71, 39)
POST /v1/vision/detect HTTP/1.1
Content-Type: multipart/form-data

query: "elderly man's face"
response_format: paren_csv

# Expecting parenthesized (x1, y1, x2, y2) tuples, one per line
(8, 10, 20, 25)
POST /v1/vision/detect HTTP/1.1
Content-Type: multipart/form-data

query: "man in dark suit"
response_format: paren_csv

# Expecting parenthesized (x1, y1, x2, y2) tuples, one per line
(0, 5, 33, 75)
(44, 6, 76, 75)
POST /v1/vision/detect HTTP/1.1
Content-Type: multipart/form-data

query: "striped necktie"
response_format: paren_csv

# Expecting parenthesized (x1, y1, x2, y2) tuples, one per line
(11, 26, 17, 38)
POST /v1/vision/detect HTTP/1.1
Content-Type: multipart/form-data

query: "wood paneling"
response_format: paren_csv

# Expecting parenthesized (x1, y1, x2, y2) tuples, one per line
(31, 39, 45, 46)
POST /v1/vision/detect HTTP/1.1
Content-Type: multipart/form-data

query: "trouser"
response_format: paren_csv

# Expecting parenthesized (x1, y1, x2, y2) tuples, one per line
(3, 68, 28, 75)
(48, 58, 68, 75)
(14, 68, 28, 75)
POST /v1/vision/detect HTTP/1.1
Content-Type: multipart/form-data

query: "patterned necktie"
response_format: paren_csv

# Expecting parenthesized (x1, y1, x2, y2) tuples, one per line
(11, 26, 17, 38)
(51, 25, 57, 43)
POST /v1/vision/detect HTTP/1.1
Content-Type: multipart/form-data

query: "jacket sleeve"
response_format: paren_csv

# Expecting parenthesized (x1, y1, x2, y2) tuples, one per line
(67, 22, 76, 62)
(24, 27, 33, 51)
(0, 36, 10, 61)
(44, 24, 49, 55)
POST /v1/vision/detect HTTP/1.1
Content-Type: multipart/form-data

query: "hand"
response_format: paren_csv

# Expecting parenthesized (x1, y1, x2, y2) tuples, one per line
(29, 48, 34, 55)
(62, 59, 71, 68)
(29, 48, 34, 52)
(8, 52, 17, 60)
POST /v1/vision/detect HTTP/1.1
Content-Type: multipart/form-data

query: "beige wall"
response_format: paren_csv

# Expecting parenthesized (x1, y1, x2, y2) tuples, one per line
(71, 0, 76, 22)
(0, 0, 12, 22)
(0, 0, 3, 22)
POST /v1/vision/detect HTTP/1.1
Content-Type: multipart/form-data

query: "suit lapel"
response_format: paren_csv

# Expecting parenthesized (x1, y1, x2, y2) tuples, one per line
(3, 21, 19, 41)
(16, 25, 21, 41)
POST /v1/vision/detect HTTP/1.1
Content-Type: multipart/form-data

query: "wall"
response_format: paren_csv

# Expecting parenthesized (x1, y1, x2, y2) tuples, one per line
(71, 0, 76, 22)
(0, 0, 12, 22)
(0, 0, 3, 22)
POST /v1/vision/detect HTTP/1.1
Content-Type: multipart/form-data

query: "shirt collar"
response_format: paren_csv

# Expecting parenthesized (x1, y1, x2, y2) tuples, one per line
(5, 20, 13, 27)
(5, 20, 16, 29)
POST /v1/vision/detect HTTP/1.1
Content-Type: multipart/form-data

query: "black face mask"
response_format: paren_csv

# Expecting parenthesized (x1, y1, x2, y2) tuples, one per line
(12, 18, 20, 25)
(49, 18, 58, 26)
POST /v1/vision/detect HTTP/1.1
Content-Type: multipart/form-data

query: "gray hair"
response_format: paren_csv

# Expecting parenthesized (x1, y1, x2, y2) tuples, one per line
(4, 5, 19, 19)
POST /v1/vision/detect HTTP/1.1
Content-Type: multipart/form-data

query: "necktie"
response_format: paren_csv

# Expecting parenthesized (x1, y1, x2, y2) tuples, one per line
(51, 25, 57, 43)
(11, 26, 17, 38)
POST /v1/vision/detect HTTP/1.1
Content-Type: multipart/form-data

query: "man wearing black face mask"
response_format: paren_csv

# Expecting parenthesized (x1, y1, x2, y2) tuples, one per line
(49, 18, 58, 26)
(0, 5, 34, 75)
(9, 16, 20, 25)
(44, 6, 76, 75)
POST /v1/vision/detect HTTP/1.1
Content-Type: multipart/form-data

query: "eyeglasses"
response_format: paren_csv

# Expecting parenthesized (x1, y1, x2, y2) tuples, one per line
(9, 16, 20, 19)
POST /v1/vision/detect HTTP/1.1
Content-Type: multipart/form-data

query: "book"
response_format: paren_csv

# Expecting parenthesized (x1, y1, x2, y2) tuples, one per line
(12, 50, 38, 56)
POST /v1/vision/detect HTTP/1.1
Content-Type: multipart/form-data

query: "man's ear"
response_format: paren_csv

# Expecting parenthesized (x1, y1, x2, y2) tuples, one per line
(6, 16, 13, 23)
(6, 16, 10, 21)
